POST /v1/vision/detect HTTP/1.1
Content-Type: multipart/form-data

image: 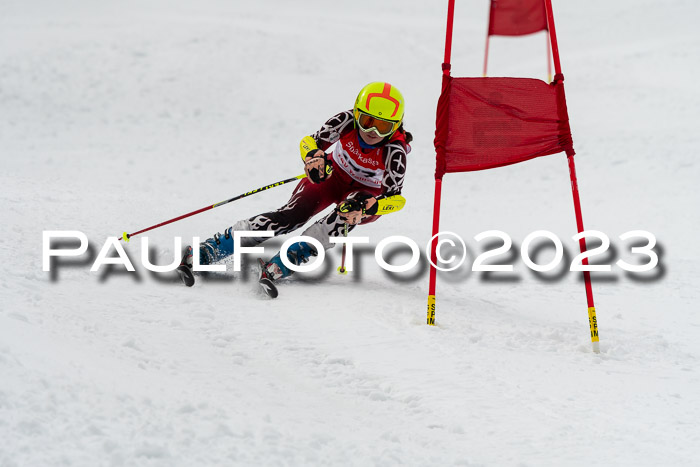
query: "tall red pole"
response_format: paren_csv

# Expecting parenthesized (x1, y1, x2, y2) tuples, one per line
(566, 155, 599, 352)
(543, 0, 562, 76)
(546, 31, 552, 82)
(483, 0, 494, 77)
(443, 0, 455, 69)
(427, 178, 443, 325)
(427, 0, 455, 326)
(544, 0, 599, 352)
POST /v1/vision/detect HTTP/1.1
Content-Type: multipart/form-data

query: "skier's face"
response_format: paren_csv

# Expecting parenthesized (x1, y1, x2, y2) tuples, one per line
(358, 127, 385, 145)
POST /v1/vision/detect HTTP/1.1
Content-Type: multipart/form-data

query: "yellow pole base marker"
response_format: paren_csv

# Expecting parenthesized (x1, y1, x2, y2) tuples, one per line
(427, 295, 436, 326)
(337, 266, 348, 275)
(588, 307, 599, 341)
(122, 231, 130, 243)
(588, 306, 600, 353)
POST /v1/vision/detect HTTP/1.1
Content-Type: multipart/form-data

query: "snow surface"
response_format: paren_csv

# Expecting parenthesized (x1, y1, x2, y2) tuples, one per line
(2, 0, 700, 465)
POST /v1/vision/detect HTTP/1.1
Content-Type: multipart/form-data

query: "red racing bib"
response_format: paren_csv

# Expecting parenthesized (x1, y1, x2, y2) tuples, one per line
(330, 131, 386, 189)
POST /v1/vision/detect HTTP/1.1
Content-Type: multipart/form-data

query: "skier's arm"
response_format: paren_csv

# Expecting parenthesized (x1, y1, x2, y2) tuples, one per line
(370, 141, 408, 214)
(337, 143, 408, 221)
(299, 136, 318, 160)
(337, 193, 406, 224)
(366, 194, 406, 215)
(298, 110, 354, 160)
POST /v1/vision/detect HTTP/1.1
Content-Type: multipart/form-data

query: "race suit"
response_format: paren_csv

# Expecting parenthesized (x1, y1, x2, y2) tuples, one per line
(199, 109, 410, 264)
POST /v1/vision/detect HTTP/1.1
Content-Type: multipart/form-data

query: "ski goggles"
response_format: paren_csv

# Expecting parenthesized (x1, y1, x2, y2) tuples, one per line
(355, 110, 399, 137)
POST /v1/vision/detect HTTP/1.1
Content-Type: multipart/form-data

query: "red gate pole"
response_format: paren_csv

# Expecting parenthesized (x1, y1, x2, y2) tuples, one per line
(427, 178, 443, 325)
(483, 1, 494, 77)
(443, 0, 455, 71)
(567, 156, 599, 352)
(544, 0, 562, 75)
(544, 0, 599, 352)
(546, 31, 552, 83)
(427, 0, 456, 326)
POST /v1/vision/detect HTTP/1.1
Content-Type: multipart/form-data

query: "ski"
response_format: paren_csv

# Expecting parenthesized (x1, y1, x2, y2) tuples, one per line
(176, 257, 279, 298)
(177, 264, 195, 287)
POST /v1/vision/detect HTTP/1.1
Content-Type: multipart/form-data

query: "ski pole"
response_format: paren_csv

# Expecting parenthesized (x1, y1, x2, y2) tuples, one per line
(337, 222, 349, 275)
(119, 174, 306, 242)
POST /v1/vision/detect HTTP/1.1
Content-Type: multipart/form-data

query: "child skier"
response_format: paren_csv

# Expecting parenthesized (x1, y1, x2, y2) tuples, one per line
(177, 82, 412, 297)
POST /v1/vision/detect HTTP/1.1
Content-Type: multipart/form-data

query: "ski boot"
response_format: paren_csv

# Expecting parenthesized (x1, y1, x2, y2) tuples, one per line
(258, 241, 318, 298)
(176, 227, 235, 287)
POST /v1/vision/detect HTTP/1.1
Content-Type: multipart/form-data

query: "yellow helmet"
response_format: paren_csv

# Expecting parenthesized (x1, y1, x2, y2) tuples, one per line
(353, 82, 404, 137)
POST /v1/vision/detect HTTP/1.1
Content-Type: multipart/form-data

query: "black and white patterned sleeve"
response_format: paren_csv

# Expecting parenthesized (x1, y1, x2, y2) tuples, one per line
(382, 142, 408, 196)
(312, 110, 355, 151)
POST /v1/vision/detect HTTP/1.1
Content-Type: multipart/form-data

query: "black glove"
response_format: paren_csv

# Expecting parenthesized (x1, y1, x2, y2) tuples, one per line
(304, 149, 333, 184)
(338, 198, 365, 215)
(337, 193, 376, 225)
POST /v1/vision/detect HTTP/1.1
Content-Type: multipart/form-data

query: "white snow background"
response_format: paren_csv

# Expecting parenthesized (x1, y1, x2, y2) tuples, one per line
(1, 0, 699, 465)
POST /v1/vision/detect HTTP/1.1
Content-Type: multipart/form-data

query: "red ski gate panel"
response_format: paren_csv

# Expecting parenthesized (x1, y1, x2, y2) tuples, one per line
(488, 0, 548, 36)
(435, 76, 574, 177)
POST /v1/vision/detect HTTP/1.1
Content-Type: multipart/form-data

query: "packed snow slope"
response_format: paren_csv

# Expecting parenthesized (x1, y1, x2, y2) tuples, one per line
(1, 0, 699, 465)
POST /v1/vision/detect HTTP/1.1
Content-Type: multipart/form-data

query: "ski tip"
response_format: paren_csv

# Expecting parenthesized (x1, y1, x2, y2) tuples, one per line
(259, 278, 278, 299)
(176, 265, 195, 287)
